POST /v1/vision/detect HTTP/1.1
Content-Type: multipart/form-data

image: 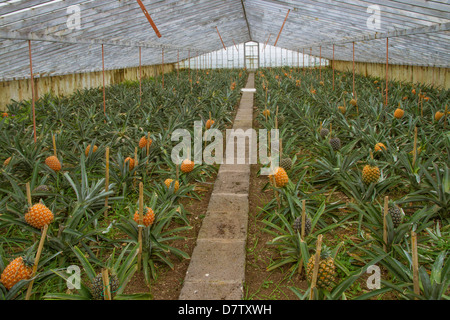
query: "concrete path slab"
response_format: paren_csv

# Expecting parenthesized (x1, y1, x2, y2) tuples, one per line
(179, 73, 255, 300)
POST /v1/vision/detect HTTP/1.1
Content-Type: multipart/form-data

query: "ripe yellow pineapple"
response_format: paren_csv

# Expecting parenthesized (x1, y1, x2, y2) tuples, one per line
(307, 247, 336, 289)
(124, 157, 135, 170)
(85, 144, 98, 156)
(45, 155, 61, 172)
(180, 159, 194, 173)
(25, 203, 54, 229)
(435, 111, 444, 121)
(262, 109, 270, 117)
(164, 179, 179, 192)
(133, 207, 155, 227)
(0, 257, 33, 290)
(268, 167, 289, 188)
(362, 163, 380, 185)
(350, 99, 357, 107)
(338, 106, 346, 114)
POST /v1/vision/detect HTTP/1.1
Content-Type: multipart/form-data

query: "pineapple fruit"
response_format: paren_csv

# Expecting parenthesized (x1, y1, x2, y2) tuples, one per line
(293, 216, 312, 236)
(388, 204, 404, 228)
(262, 109, 270, 117)
(362, 162, 380, 185)
(124, 157, 135, 170)
(280, 157, 292, 171)
(139, 136, 152, 149)
(45, 156, 61, 172)
(268, 167, 289, 188)
(91, 271, 120, 300)
(330, 137, 341, 151)
(320, 128, 330, 139)
(164, 179, 179, 192)
(0, 257, 33, 290)
(3, 157, 11, 167)
(206, 119, 215, 129)
(435, 111, 444, 121)
(25, 203, 54, 229)
(31, 185, 50, 203)
(394, 108, 404, 119)
(133, 207, 155, 227)
(307, 246, 336, 289)
(374, 143, 387, 153)
(85, 144, 98, 156)
(180, 159, 194, 173)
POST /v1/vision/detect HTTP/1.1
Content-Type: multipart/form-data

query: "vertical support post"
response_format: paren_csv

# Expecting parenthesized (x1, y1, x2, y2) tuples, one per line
(412, 126, 418, 168)
(309, 234, 323, 300)
(177, 49, 179, 80)
(411, 231, 420, 299)
(385, 37, 389, 107)
(102, 44, 106, 117)
(161, 48, 164, 88)
(383, 196, 388, 252)
(105, 147, 110, 219)
(332, 44, 335, 91)
(352, 42, 355, 98)
(28, 40, 37, 143)
(139, 47, 142, 105)
(319, 46, 322, 80)
(137, 182, 144, 271)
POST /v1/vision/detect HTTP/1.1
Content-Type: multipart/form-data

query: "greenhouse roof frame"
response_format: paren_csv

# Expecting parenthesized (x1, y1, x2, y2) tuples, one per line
(0, 0, 449, 81)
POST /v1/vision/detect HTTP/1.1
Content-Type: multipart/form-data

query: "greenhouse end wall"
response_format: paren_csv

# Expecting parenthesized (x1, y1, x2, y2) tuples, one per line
(0, 63, 175, 111)
(332, 60, 449, 90)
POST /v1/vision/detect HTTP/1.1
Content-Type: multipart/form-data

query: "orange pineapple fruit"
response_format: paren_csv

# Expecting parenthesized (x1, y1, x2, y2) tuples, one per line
(45, 156, 61, 172)
(268, 167, 289, 188)
(0, 257, 33, 290)
(206, 119, 215, 129)
(139, 136, 152, 149)
(180, 159, 194, 173)
(3, 157, 11, 167)
(124, 157, 135, 170)
(435, 111, 444, 121)
(374, 143, 387, 153)
(338, 106, 346, 114)
(262, 109, 270, 117)
(133, 207, 155, 227)
(164, 179, 179, 192)
(85, 144, 98, 156)
(394, 108, 405, 119)
(25, 203, 54, 229)
(350, 99, 358, 107)
(362, 163, 380, 185)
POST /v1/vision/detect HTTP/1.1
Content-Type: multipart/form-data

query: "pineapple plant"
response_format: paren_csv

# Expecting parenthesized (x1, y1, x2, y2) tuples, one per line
(307, 246, 336, 289)
(277, 114, 285, 126)
(0, 256, 33, 290)
(45, 155, 61, 172)
(133, 207, 155, 227)
(280, 157, 292, 171)
(362, 161, 381, 185)
(388, 204, 404, 228)
(90, 270, 120, 300)
(85, 144, 98, 156)
(180, 159, 194, 173)
(124, 157, 135, 170)
(330, 137, 341, 151)
(293, 216, 312, 236)
(25, 203, 54, 229)
(268, 167, 289, 188)
(164, 179, 179, 192)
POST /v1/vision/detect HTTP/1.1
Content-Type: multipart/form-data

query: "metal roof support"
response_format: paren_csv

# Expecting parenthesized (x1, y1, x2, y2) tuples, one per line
(28, 40, 36, 143)
(240, 0, 252, 41)
(274, 9, 290, 46)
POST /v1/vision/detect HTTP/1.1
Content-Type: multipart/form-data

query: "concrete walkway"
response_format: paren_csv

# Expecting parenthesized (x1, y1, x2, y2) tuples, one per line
(179, 73, 255, 300)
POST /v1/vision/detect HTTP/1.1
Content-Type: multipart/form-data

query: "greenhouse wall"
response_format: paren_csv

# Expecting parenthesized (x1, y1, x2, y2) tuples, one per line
(0, 63, 174, 111)
(332, 60, 449, 90)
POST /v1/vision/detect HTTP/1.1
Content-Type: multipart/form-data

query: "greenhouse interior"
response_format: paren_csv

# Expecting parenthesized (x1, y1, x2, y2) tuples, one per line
(0, 0, 449, 303)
